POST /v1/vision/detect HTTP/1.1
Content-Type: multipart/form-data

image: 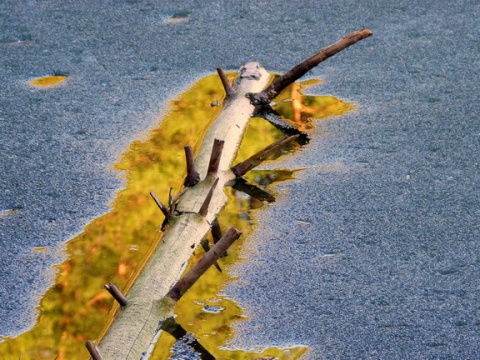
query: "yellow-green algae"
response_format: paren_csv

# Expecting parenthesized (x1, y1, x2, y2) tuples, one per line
(0, 72, 352, 359)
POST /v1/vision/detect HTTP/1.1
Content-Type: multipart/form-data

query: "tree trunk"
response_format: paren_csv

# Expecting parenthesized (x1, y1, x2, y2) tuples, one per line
(94, 29, 373, 359)
(97, 63, 272, 359)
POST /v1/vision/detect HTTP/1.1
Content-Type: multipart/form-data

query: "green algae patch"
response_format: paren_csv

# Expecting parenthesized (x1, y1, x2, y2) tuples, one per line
(0, 72, 352, 359)
(28, 75, 68, 87)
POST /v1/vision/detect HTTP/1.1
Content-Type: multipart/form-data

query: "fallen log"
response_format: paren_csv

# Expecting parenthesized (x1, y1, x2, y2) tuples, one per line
(92, 29, 373, 359)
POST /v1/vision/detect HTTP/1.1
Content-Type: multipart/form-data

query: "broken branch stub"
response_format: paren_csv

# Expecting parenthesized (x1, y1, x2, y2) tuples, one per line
(206, 138, 225, 177)
(216, 67, 236, 97)
(104, 283, 128, 307)
(184, 146, 200, 187)
(86, 341, 103, 360)
(198, 177, 220, 217)
(247, 29, 373, 106)
(166, 227, 242, 301)
(98, 64, 270, 360)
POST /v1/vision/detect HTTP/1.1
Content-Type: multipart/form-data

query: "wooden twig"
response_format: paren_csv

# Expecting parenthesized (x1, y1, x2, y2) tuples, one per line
(150, 192, 169, 218)
(166, 228, 242, 301)
(198, 178, 219, 217)
(184, 146, 200, 187)
(170, 187, 188, 210)
(216, 67, 235, 97)
(104, 283, 128, 307)
(207, 139, 225, 177)
(200, 238, 222, 272)
(86, 341, 103, 360)
(231, 135, 299, 177)
(247, 29, 373, 106)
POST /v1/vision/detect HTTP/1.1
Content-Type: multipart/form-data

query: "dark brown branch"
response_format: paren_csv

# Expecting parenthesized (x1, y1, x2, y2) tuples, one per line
(198, 178, 219, 217)
(207, 139, 225, 177)
(200, 238, 222, 272)
(166, 228, 242, 301)
(150, 192, 169, 218)
(104, 283, 128, 307)
(184, 146, 200, 187)
(216, 67, 236, 97)
(231, 135, 299, 177)
(86, 341, 103, 360)
(247, 29, 373, 106)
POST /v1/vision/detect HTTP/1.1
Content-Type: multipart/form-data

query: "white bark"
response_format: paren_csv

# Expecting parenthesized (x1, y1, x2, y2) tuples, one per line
(97, 63, 271, 359)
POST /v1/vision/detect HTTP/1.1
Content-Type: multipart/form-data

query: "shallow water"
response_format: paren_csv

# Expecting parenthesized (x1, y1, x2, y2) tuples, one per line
(1, 0, 479, 359)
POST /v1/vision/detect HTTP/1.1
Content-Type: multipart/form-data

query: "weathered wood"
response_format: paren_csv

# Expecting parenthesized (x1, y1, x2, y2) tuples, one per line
(97, 63, 271, 359)
(183, 146, 200, 187)
(166, 227, 241, 301)
(149, 191, 168, 218)
(231, 135, 299, 177)
(198, 177, 219, 217)
(216, 67, 235, 97)
(200, 238, 222, 272)
(104, 283, 128, 307)
(96, 29, 373, 358)
(206, 139, 225, 177)
(247, 29, 373, 106)
(86, 341, 103, 360)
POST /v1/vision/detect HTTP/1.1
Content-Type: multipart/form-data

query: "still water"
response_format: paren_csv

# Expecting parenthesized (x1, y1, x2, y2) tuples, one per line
(0, 73, 351, 359)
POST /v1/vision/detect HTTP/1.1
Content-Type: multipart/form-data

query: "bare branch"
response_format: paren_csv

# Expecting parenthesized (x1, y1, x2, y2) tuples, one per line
(247, 29, 373, 106)
(166, 228, 242, 301)
(198, 178, 219, 217)
(183, 146, 200, 187)
(231, 135, 299, 177)
(150, 192, 169, 218)
(104, 283, 128, 307)
(216, 67, 236, 97)
(207, 139, 225, 177)
(86, 341, 103, 360)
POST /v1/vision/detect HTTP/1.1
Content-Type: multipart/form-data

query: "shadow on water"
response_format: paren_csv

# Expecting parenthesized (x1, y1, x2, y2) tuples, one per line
(0, 73, 352, 359)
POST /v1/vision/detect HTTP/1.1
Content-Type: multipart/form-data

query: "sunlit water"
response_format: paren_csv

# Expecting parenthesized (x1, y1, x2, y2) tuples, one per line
(0, 73, 351, 359)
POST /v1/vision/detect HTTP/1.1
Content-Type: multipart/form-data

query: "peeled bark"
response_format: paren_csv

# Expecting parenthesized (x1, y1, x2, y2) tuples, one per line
(97, 63, 271, 359)
(95, 29, 373, 359)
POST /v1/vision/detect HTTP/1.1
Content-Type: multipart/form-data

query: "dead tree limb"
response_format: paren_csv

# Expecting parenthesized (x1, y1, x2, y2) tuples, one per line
(216, 67, 235, 97)
(198, 178, 219, 217)
(247, 29, 373, 106)
(104, 283, 128, 307)
(86, 341, 103, 360)
(206, 139, 225, 177)
(231, 135, 299, 177)
(166, 228, 241, 301)
(184, 146, 200, 187)
(98, 63, 271, 360)
(97, 30, 373, 358)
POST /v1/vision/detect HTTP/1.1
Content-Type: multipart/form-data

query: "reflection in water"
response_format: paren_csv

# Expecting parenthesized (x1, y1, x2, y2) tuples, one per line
(28, 75, 68, 87)
(0, 72, 352, 359)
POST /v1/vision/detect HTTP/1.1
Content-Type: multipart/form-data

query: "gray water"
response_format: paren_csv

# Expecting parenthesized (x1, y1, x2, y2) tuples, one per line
(1, 0, 479, 358)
